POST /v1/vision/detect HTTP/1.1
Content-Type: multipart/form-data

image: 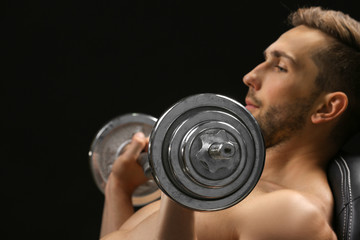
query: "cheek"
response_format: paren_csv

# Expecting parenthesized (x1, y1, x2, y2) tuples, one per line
(263, 75, 308, 103)
(262, 80, 291, 102)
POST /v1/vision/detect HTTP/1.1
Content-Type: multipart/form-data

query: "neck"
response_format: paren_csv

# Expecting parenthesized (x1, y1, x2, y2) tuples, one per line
(260, 129, 340, 189)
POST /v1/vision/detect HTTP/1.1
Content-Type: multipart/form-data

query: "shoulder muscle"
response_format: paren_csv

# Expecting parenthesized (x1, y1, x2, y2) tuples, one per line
(239, 190, 336, 240)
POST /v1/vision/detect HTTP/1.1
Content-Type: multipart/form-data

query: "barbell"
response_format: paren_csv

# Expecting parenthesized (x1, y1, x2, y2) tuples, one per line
(89, 93, 265, 211)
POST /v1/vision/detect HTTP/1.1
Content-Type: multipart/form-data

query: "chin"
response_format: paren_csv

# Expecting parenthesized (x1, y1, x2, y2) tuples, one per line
(248, 109, 259, 119)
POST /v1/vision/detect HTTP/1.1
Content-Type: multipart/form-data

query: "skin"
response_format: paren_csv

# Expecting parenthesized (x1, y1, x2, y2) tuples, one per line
(100, 25, 349, 240)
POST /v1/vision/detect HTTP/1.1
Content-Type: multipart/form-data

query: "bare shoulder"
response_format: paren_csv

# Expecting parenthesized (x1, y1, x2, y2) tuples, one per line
(239, 189, 337, 240)
(120, 200, 160, 231)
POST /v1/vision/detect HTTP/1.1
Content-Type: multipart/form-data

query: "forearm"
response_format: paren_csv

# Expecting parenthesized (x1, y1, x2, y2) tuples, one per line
(155, 195, 197, 240)
(100, 174, 135, 238)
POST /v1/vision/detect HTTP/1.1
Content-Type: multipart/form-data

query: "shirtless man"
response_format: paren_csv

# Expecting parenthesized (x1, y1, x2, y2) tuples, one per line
(100, 7, 360, 240)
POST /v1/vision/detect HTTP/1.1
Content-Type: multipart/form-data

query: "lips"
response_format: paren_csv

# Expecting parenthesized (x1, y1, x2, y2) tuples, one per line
(245, 98, 259, 111)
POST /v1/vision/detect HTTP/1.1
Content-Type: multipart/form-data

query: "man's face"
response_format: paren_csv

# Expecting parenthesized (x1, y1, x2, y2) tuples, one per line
(243, 25, 329, 148)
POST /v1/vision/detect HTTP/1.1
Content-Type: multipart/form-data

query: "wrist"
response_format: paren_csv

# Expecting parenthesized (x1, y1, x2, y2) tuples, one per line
(101, 173, 136, 237)
(105, 173, 134, 200)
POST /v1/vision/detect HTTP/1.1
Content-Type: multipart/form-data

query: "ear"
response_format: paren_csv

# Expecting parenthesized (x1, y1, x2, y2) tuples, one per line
(311, 92, 348, 124)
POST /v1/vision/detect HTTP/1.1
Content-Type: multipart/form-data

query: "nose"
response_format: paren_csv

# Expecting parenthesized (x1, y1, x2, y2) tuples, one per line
(243, 63, 263, 91)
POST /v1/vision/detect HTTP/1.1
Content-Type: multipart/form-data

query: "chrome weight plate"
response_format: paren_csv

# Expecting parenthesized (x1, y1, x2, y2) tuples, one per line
(148, 94, 265, 211)
(89, 113, 161, 207)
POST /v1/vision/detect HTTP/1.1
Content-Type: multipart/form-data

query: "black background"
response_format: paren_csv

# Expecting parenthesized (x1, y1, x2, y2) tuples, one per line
(3, 0, 359, 239)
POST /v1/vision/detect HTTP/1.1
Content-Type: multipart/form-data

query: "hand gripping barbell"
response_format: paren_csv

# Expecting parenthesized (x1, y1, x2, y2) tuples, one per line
(89, 93, 265, 211)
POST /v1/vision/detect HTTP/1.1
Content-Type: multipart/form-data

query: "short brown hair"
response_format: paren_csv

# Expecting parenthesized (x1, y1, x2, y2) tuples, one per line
(289, 7, 360, 145)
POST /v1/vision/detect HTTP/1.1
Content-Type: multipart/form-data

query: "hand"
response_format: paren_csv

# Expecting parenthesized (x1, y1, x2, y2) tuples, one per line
(107, 132, 149, 196)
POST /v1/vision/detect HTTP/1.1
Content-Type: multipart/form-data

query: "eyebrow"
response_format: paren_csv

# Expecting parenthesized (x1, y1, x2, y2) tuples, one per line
(263, 49, 297, 66)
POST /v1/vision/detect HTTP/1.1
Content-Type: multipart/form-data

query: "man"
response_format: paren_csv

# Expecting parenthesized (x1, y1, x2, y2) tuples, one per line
(100, 7, 360, 240)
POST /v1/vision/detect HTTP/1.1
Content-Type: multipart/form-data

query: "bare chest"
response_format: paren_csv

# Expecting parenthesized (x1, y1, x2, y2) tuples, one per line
(194, 189, 265, 240)
(194, 211, 239, 240)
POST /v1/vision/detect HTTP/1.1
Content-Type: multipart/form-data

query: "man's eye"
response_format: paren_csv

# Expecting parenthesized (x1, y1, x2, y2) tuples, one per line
(276, 65, 287, 72)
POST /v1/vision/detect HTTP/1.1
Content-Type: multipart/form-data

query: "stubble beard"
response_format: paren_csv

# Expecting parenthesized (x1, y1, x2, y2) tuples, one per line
(248, 93, 318, 149)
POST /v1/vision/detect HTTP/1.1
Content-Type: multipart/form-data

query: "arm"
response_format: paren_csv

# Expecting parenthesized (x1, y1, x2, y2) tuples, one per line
(100, 132, 149, 237)
(100, 132, 197, 240)
(154, 194, 197, 240)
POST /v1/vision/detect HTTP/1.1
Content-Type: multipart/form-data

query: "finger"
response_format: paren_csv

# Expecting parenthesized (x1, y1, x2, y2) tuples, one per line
(122, 132, 147, 158)
(144, 137, 150, 152)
